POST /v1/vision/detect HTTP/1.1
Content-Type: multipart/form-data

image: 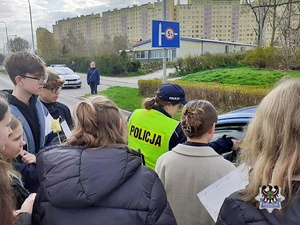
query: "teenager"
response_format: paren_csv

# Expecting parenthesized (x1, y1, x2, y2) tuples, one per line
(0, 97, 35, 225)
(216, 78, 300, 224)
(33, 95, 176, 225)
(155, 100, 236, 225)
(3, 51, 54, 192)
(39, 69, 73, 142)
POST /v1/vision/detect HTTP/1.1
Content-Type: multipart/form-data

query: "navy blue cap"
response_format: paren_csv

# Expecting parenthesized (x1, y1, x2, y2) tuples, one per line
(156, 84, 188, 105)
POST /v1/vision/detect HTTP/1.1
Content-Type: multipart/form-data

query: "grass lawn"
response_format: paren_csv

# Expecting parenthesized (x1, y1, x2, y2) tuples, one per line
(89, 66, 300, 118)
(96, 86, 182, 120)
(98, 86, 142, 112)
(0, 69, 7, 74)
(180, 66, 300, 86)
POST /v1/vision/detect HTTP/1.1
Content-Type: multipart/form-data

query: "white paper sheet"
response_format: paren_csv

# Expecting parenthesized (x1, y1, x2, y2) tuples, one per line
(197, 163, 250, 222)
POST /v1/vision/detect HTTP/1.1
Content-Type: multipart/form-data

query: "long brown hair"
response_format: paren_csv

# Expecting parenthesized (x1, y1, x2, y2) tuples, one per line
(241, 78, 300, 203)
(66, 95, 126, 148)
(1, 115, 22, 179)
(0, 96, 9, 121)
(0, 160, 15, 225)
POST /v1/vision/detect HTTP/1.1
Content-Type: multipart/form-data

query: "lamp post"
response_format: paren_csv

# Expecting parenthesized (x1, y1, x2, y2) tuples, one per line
(28, 0, 35, 53)
(0, 21, 9, 43)
(0, 34, 5, 55)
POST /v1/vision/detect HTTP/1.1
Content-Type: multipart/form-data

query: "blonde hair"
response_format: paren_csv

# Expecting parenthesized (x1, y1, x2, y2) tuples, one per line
(181, 100, 217, 138)
(241, 78, 300, 203)
(66, 95, 126, 148)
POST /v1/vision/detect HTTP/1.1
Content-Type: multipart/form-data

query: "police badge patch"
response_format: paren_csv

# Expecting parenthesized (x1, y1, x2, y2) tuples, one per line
(255, 184, 285, 213)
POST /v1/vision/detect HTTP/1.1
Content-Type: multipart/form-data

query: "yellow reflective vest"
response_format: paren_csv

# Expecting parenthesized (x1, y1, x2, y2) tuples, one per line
(127, 109, 179, 169)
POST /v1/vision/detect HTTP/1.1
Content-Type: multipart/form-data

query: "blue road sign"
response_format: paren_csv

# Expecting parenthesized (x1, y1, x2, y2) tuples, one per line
(152, 20, 180, 48)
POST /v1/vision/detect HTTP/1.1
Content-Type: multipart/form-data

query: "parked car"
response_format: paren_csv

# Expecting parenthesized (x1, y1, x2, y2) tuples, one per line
(212, 106, 257, 162)
(47, 64, 82, 88)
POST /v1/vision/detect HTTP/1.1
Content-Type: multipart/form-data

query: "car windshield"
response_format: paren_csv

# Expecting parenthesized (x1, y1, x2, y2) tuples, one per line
(212, 123, 248, 141)
(50, 67, 74, 75)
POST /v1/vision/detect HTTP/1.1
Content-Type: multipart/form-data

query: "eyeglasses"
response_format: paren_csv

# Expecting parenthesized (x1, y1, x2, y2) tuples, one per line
(44, 86, 63, 93)
(22, 75, 48, 85)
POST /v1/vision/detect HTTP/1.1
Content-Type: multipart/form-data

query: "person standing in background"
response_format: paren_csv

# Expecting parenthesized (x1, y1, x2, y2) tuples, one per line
(87, 61, 100, 95)
(70, 61, 76, 72)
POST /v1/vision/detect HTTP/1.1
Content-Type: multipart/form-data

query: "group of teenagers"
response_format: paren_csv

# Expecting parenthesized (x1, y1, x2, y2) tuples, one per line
(0, 51, 300, 225)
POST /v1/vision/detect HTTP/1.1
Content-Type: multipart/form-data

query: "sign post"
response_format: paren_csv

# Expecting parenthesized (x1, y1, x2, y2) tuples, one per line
(152, 20, 180, 84)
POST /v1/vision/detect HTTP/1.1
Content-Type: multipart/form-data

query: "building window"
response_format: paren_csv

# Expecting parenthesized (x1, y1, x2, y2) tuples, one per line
(150, 50, 163, 58)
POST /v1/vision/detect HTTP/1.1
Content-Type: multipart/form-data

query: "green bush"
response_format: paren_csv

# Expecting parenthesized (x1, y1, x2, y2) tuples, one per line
(178, 53, 243, 75)
(138, 79, 162, 97)
(47, 55, 142, 76)
(127, 60, 141, 72)
(46, 57, 91, 73)
(241, 46, 283, 69)
(138, 79, 270, 113)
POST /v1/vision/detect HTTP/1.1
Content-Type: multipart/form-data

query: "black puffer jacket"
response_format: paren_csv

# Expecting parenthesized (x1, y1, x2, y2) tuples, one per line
(33, 145, 176, 225)
(216, 191, 300, 225)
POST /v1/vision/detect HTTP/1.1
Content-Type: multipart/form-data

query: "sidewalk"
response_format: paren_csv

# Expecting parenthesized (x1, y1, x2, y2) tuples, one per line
(77, 68, 179, 88)
(77, 68, 180, 117)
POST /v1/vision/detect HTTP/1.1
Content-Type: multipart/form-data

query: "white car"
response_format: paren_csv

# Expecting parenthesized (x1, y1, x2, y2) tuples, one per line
(47, 64, 82, 88)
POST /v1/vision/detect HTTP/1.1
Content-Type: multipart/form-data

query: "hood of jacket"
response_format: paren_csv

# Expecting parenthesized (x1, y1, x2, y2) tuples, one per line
(37, 145, 142, 208)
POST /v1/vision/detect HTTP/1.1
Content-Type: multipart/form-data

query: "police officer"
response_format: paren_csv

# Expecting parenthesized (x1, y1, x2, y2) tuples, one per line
(128, 84, 187, 169)
(128, 83, 238, 170)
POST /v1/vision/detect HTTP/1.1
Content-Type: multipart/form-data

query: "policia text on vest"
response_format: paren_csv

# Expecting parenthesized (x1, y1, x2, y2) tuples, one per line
(127, 109, 179, 170)
(129, 125, 163, 147)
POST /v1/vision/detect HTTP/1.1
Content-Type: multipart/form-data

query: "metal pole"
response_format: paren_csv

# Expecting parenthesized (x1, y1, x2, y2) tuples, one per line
(0, 34, 4, 55)
(28, 0, 35, 53)
(162, 0, 167, 84)
(0, 21, 9, 43)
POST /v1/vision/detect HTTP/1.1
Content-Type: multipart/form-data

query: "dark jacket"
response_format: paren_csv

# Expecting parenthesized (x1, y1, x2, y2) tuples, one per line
(1, 90, 55, 193)
(15, 213, 31, 225)
(11, 174, 30, 209)
(40, 101, 73, 128)
(40, 101, 73, 142)
(216, 191, 300, 225)
(33, 145, 177, 225)
(87, 67, 100, 84)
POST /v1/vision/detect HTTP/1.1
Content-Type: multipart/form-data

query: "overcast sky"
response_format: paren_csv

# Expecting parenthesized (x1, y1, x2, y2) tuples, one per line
(0, 0, 187, 51)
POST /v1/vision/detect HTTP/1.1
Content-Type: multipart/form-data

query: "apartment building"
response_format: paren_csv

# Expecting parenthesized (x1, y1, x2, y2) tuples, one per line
(52, 0, 261, 47)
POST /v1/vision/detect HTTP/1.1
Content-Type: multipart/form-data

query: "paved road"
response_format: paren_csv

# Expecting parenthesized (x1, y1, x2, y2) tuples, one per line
(0, 68, 176, 116)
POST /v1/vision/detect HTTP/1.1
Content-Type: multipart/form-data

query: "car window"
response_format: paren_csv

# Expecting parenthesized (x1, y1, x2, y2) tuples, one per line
(212, 123, 248, 141)
(50, 67, 74, 75)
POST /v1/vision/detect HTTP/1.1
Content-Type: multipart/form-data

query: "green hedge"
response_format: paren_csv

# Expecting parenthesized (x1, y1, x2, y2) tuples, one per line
(138, 79, 270, 113)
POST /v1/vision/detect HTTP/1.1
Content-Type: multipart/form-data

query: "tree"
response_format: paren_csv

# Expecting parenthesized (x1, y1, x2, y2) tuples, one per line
(113, 35, 130, 52)
(37, 28, 59, 61)
(7, 37, 30, 52)
(242, 0, 300, 46)
(65, 28, 85, 57)
(59, 43, 69, 57)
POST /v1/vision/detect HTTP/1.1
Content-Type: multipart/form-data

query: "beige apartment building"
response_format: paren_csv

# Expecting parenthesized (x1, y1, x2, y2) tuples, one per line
(52, 0, 265, 48)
